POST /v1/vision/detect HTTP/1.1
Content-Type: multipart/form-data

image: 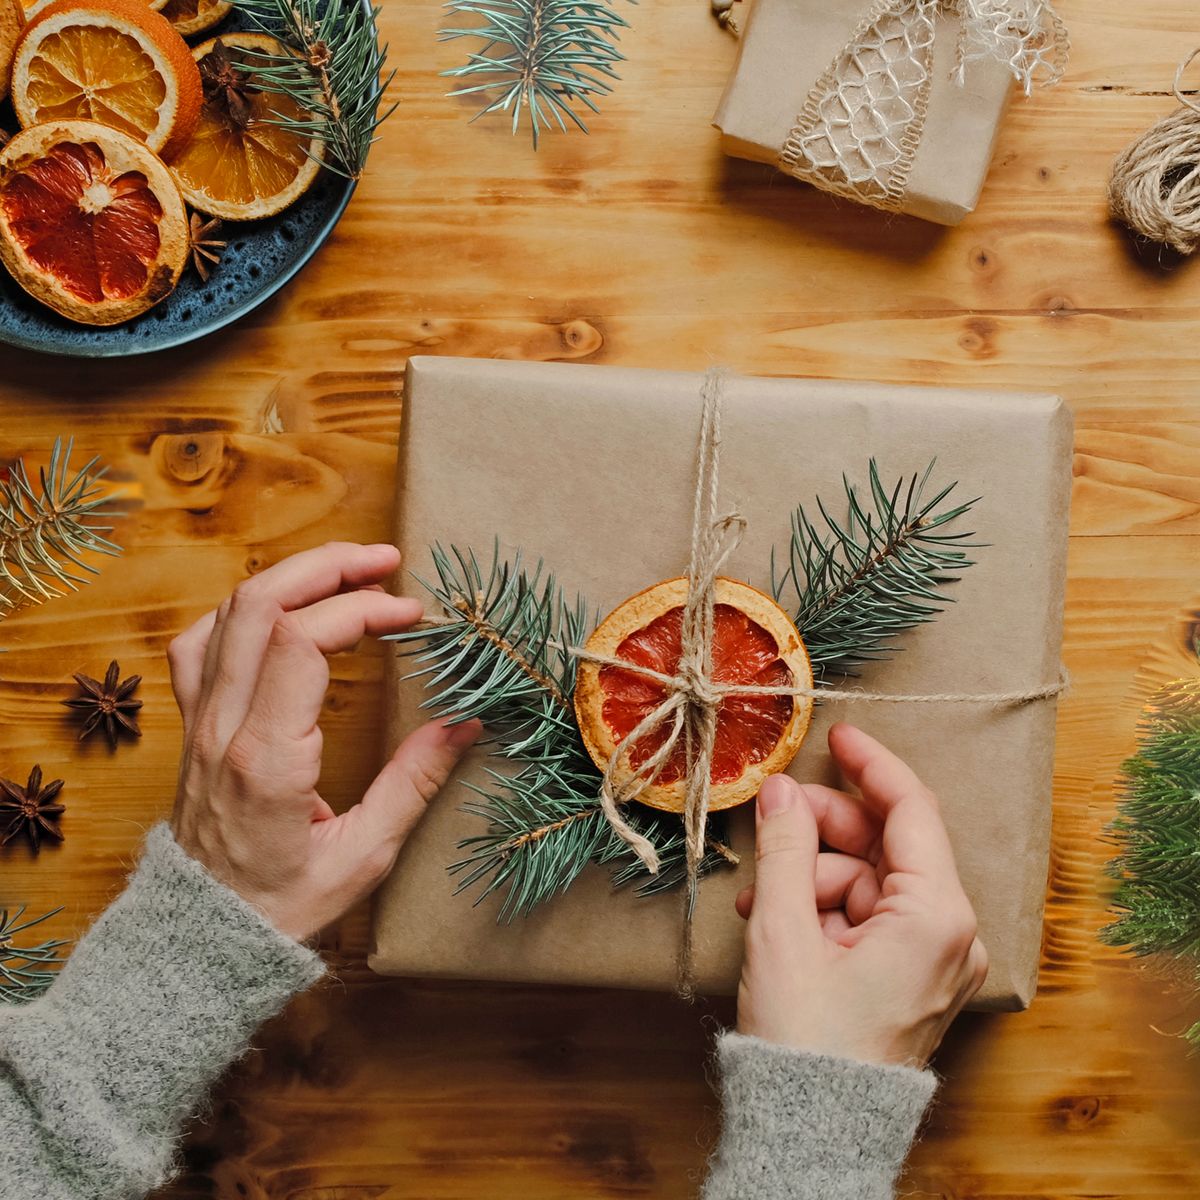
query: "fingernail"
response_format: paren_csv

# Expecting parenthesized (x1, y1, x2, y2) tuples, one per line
(369, 543, 400, 561)
(758, 775, 794, 819)
(445, 718, 482, 752)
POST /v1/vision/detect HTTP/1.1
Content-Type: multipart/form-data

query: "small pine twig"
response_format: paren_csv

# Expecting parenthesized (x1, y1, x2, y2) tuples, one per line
(440, 0, 632, 147)
(772, 460, 980, 677)
(0, 438, 123, 622)
(0, 907, 67, 1004)
(233, 0, 396, 177)
(1102, 670, 1200, 1049)
(387, 541, 588, 766)
(390, 541, 739, 918)
(452, 757, 732, 919)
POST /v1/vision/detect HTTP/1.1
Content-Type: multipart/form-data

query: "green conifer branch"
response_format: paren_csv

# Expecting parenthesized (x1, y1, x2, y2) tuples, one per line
(0, 439, 122, 622)
(772, 460, 980, 677)
(0, 907, 67, 1005)
(233, 0, 396, 178)
(1103, 665, 1200, 1044)
(395, 461, 981, 920)
(440, 0, 632, 147)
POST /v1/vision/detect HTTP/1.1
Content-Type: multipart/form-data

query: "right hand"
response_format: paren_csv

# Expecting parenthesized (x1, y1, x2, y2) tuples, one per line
(734, 722, 987, 1068)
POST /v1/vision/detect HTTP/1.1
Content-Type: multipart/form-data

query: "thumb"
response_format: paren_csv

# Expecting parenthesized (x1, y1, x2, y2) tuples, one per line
(354, 717, 481, 851)
(748, 775, 822, 944)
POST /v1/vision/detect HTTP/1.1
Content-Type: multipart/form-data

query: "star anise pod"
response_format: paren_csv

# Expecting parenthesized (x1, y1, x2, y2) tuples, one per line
(199, 38, 258, 132)
(189, 213, 226, 282)
(0, 767, 65, 853)
(62, 660, 142, 748)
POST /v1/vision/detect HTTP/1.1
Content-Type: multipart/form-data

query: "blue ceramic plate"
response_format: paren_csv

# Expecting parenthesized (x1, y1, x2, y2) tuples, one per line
(0, 8, 358, 358)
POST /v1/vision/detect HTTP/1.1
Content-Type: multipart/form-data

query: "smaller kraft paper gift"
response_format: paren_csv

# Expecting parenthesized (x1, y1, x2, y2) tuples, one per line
(713, 0, 1069, 224)
(370, 357, 1072, 1010)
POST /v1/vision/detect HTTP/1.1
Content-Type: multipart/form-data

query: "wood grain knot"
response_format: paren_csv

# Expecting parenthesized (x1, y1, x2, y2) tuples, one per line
(555, 1116, 655, 1188)
(560, 320, 603, 357)
(969, 246, 995, 273)
(157, 432, 227, 484)
(1043, 295, 1075, 317)
(1047, 1093, 1105, 1131)
(957, 318, 997, 359)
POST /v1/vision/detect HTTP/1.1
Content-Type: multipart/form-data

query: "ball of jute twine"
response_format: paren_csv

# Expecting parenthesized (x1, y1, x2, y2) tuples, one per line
(1110, 49, 1200, 254)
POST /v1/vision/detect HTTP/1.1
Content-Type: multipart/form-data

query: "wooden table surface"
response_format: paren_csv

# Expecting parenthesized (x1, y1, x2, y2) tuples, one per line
(4, 0, 1200, 1194)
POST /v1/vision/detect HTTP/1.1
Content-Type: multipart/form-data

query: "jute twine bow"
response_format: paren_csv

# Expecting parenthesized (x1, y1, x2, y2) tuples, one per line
(722, 0, 1071, 213)
(1109, 49, 1200, 255)
(566, 369, 1069, 988)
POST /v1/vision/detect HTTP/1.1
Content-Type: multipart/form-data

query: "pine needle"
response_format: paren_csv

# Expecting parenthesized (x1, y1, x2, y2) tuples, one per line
(0, 907, 67, 1004)
(440, 0, 632, 147)
(0, 438, 123, 622)
(233, 0, 396, 178)
(772, 460, 980, 677)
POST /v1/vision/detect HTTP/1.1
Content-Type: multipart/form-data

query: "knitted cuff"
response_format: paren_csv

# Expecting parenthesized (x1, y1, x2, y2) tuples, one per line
(0, 823, 325, 1195)
(703, 1032, 937, 1200)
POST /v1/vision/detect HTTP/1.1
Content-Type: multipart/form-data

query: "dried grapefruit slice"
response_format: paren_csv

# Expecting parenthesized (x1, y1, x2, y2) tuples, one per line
(170, 34, 322, 221)
(158, 0, 230, 38)
(0, 0, 24, 101)
(0, 119, 188, 324)
(10, 0, 201, 159)
(575, 577, 814, 813)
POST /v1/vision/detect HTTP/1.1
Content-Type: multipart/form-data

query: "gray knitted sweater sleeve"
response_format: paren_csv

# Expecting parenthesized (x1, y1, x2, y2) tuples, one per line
(0, 825, 935, 1200)
(0, 824, 324, 1200)
(702, 1032, 938, 1200)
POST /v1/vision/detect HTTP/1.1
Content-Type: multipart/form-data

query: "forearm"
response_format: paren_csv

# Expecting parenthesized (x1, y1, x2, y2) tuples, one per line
(0, 824, 324, 1200)
(702, 1033, 937, 1200)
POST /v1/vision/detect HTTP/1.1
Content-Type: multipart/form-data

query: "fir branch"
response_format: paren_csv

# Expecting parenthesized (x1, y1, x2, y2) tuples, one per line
(452, 755, 732, 919)
(0, 439, 122, 622)
(772, 460, 980, 677)
(233, 0, 396, 177)
(0, 906, 67, 1005)
(1102, 673, 1200, 1047)
(386, 541, 589, 765)
(440, 0, 632, 147)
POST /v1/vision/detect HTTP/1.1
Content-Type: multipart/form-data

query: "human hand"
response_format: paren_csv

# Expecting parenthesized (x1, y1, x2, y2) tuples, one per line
(168, 542, 480, 942)
(734, 722, 987, 1067)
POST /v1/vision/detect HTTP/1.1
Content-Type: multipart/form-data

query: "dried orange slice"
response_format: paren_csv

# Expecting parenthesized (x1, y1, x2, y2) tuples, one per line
(0, 119, 188, 324)
(0, 0, 24, 101)
(158, 0, 230, 38)
(575, 577, 814, 813)
(170, 33, 322, 221)
(10, 0, 201, 159)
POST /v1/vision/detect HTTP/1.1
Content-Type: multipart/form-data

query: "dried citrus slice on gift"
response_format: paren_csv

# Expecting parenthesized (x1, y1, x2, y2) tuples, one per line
(0, 0, 24, 101)
(169, 33, 322, 221)
(0, 119, 189, 324)
(158, 0, 230, 39)
(574, 577, 814, 813)
(10, 0, 201, 158)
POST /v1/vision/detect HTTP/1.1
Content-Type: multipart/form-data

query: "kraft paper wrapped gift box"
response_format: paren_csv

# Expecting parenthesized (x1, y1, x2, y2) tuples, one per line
(712, 0, 1021, 225)
(370, 356, 1072, 1011)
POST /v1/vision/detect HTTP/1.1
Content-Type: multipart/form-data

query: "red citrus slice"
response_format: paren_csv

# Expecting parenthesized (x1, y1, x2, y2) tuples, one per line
(574, 577, 813, 813)
(0, 119, 188, 324)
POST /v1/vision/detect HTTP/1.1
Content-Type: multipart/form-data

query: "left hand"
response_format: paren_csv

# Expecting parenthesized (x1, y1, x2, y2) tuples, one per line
(167, 541, 480, 942)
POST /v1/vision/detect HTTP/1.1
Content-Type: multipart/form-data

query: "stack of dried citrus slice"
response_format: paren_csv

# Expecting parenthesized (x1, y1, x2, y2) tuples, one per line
(0, 0, 325, 326)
